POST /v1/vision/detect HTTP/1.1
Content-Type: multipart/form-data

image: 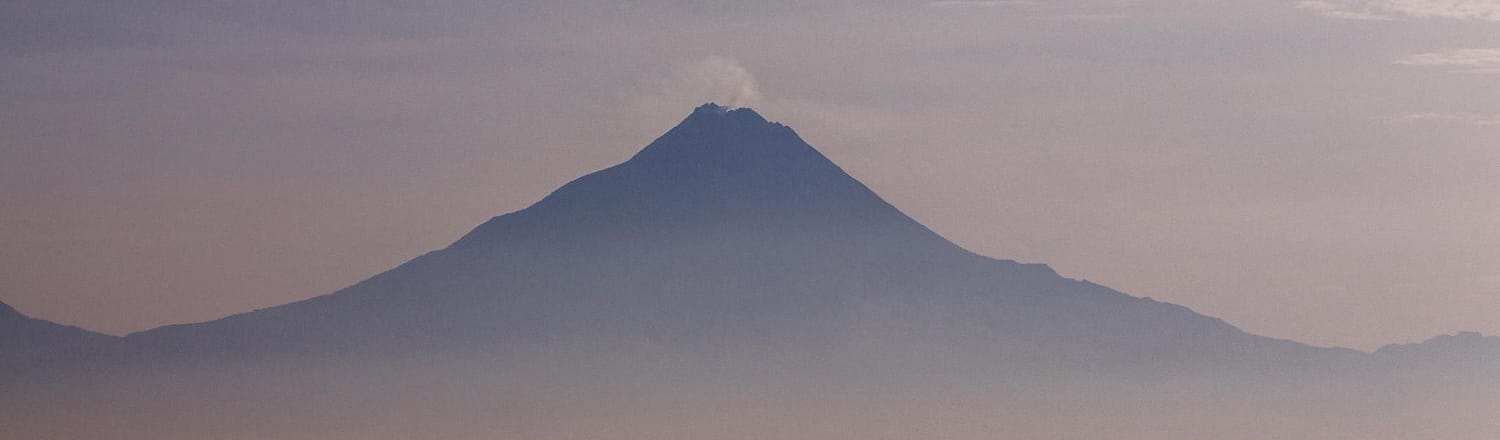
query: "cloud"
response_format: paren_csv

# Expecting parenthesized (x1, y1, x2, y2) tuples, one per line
(1296, 1, 1396, 20)
(924, 0, 1128, 21)
(683, 56, 762, 108)
(1381, 0, 1500, 20)
(1395, 48, 1500, 73)
(1483, 275, 1500, 288)
(926, 1, 1038, 8)
(1042, 14, 1132, 22)
(1298, 0, 1500, 21)
(1389, 112, 1500, 126)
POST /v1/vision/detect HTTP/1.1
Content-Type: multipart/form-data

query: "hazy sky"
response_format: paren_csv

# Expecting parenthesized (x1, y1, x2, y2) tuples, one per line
(2, 0, 1496, 350)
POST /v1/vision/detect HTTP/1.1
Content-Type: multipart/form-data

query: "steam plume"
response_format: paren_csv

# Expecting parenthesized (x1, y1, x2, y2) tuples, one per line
(686, 56, 762, 108)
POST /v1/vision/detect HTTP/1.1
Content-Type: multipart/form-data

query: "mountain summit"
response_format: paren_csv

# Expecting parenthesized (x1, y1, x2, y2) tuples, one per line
(626, 103, 814, 173)
(452, 102, 954, 256)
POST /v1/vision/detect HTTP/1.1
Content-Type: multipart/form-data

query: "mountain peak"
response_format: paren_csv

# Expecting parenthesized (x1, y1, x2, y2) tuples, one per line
(628, 103, 787, 167)
(567, 103, 881, 214)
(690, 102, 766, 121)
(451, 103, 959, 254)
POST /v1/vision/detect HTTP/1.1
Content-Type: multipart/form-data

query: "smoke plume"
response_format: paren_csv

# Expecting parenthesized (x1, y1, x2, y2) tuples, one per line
(686, 56, 763, 108)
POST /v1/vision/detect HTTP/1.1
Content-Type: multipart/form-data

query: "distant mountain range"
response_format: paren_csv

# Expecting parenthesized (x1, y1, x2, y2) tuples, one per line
(6, 103, 1498, 439)
(3, 103, 1493, 375)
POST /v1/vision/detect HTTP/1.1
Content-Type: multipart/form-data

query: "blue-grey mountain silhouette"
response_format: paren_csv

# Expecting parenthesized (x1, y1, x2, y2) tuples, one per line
(103, 104, 1358, 375)
(1, 299, 114, 370)
(1376, 332, 1500, 370)
(6, 104, 1498, 440)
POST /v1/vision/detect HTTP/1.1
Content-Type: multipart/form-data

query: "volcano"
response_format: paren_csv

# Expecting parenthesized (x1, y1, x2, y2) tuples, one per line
(13, 104, 1500, 440)
(114, 103, 1347, 372)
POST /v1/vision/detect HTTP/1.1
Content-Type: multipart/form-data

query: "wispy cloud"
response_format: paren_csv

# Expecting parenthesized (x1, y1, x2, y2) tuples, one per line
(925, 0, 1129, 21)
(1041, 14, 1132, 22)
(1389, 112, 1500, 126)
(926, 0, 1038, 8)
(1296, 1, 1396, 20)
(1396, 48, 1500, 74)
(1482, 275, 1500, 289)
(1298, 0, 1500, 21)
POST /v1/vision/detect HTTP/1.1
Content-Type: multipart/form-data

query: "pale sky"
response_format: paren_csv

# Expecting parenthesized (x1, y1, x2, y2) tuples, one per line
(2, 0, 1496, 350)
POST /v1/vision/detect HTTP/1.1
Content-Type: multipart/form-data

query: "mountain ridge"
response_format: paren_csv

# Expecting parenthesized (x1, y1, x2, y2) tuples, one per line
(1, 299, 116, 369)
(1376, 331, 1500, 360)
